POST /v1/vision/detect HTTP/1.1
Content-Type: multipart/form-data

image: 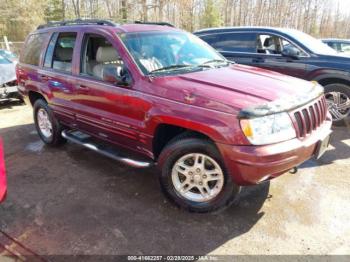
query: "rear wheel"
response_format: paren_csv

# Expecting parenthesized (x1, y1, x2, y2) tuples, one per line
(158, 136, 240, 213)
(33, 99, 66, 146)
(324, 83, 350, 126)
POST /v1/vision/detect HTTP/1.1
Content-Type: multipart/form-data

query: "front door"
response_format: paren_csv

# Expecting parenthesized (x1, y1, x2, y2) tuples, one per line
(253, 33, 308, 79)
(71, 31, 149, 155)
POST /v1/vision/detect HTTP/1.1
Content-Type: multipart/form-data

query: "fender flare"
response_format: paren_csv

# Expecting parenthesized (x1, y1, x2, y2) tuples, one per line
(310, 70, 350, 86)
(148, 115, 235, 145)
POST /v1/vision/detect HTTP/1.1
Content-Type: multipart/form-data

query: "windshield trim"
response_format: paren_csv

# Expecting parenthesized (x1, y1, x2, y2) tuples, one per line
(114, 32, 146, 77)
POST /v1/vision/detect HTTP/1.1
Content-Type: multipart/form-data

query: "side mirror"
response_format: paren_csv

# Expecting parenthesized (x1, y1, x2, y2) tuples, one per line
(102, 65, 131, 87)
(281, 46, 301, 59)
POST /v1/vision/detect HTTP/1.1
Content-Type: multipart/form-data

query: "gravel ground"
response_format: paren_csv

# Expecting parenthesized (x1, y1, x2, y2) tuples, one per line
(0, 103, 349, 257)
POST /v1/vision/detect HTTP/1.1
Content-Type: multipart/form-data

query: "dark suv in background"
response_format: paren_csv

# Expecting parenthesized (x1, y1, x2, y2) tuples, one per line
(195, 27, 350, 125)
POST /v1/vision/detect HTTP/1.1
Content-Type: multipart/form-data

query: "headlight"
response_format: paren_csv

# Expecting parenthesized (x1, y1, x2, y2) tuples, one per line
(240, 112, 296, 145)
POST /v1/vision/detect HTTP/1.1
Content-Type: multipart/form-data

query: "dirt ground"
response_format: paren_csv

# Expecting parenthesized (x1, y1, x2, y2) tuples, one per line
(0, 102, 349, 257)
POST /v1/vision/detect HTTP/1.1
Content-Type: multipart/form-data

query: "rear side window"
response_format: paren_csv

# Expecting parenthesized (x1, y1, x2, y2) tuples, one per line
(200, 32, 256, 52)
(340, 42, 350, 52)
(44, 33, 59, 68)
(44, 32, 77, 73)
(21, 33, 47, 66)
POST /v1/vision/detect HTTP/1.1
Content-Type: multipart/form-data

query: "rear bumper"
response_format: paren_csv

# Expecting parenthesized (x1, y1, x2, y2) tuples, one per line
(0, 138, 7, 203)
(218, 119, 332, 185)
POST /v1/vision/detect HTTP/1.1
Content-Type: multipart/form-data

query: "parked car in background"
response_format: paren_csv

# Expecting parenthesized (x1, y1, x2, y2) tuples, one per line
(0, 138, 7, 203)
(0, 55, 22, 102)
(0, 49, 18, 63)
(195, 27, 350, 125)
(322, 39, 350, 55)
(17, 20, 332, 212)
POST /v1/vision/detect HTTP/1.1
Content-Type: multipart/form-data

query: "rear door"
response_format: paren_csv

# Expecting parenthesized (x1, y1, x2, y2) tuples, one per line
(199, 32, 257, 65)
(39, 31, 79, 126)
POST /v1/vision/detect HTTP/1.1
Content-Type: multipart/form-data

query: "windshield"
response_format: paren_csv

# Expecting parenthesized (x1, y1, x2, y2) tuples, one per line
(0, 50, 17, 60)
(120, 31, 227, 75)
(286, 29, 337, 55)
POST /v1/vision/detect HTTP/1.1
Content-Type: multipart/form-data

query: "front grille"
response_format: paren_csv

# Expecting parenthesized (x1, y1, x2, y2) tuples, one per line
(292, 96, 327, 138)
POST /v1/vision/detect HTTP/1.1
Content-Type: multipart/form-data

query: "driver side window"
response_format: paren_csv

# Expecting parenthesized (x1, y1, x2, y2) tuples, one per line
(80, 34, 124, 81)
(256, 34, 306, 56)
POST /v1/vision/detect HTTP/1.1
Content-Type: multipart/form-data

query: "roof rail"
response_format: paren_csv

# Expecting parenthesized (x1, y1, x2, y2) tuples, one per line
(37, 19, 118, 30)
(134, 21, 174, 27)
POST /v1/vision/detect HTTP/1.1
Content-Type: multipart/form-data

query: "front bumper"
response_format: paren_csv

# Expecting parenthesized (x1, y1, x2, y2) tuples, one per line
(0, 138, 7, 203)
(217, 119, 332, 185)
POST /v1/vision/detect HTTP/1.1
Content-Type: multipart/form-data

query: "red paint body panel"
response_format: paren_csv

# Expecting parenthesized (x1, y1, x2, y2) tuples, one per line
(0, 138, 7, 203)
(218, 117, 332, 185)
(16, 24, 332, 185)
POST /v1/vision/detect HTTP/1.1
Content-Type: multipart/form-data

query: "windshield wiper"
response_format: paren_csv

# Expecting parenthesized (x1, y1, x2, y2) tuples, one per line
(199, 59, 229, 67)
(149, 65, 193, 74)
(201, 59, 228, 66)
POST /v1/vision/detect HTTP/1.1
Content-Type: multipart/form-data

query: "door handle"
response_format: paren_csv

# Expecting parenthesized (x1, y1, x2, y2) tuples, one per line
(40, 75, 50, 81)
(252, 57, 264, 63)
(184, 93, 196, 103)
(76, 85, 90, 91)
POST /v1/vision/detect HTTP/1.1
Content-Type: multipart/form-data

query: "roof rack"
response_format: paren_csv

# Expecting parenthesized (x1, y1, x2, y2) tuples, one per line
(37, 19, 118, 30)
(134, 21, 174, 27)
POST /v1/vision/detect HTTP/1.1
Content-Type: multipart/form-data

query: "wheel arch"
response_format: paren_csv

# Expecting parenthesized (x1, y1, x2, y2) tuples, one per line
(28, 91, 47, 106)
(311, 72, 350, 88)
(152, 122, 221, 160)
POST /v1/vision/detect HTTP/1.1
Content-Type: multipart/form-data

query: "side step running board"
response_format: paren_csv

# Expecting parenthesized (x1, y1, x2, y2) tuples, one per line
(61, 130, 153, 168)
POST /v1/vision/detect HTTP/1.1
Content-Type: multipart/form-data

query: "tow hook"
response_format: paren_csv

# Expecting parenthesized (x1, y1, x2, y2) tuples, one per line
(289, 167, 298, 174)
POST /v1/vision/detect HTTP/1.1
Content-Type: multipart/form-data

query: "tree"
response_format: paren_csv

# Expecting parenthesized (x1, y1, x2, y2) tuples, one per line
(120, 0, 128, 21)
(45, 0, 65, 22)
(71, 0, 81, 18)
(201, 0, 223, 28)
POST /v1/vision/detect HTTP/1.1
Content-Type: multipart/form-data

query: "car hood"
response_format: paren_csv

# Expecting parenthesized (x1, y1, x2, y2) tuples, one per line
(317, 53, 350, 67)
(151, 64, 322, 115)
(0, 63, 16, 85)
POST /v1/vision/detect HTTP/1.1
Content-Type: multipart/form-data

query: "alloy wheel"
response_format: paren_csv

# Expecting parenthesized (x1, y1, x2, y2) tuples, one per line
(171, 153, 224, 202)
(325, 91, 350, 121)
(37, 108, 53, 138)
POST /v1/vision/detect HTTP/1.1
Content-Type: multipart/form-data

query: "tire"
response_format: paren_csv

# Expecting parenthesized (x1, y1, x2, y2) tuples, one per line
(158, 135, 240, 213)
(33, 99, 66, 146)
(324, 83, 350, 126)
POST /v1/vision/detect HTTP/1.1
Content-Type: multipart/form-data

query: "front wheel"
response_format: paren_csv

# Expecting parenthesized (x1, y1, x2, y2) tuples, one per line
(324, 83, 350, 126)
(158, 136, 240, 213)
(33, 99, 66, 146)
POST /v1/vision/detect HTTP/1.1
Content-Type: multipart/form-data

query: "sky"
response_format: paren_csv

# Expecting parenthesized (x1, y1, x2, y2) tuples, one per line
(334, 0, 350, 14)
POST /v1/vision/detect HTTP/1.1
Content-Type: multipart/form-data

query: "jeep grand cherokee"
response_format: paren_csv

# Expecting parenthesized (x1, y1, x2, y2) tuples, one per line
(16, 20, 332, 212)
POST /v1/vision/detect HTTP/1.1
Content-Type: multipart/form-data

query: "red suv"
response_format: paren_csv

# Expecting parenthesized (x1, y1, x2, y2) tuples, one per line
(16, 20, 332, 212)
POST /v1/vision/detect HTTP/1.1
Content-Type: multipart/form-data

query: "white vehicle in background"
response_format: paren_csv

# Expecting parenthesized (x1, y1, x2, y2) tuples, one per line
(0, 49, 18, 63)
(322, 39, 350, 55)
(0, 55, 22, 102)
